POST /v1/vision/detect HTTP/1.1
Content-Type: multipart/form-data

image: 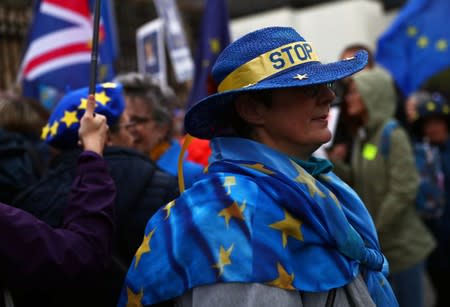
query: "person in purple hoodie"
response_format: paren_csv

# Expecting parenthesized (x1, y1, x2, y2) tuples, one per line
(0, 95, 115, 300)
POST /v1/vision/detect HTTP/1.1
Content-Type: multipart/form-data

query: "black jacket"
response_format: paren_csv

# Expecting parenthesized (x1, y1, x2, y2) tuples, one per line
(0, 129, 43, 204)
(11, 146, 179, 307)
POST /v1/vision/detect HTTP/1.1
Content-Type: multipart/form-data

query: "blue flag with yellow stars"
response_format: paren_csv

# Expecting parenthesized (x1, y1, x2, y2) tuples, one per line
(376, 0, 450, 96)
(118, 137, 398, 307)
(41, 82, 124, 149)
(186, 0, 230, 108)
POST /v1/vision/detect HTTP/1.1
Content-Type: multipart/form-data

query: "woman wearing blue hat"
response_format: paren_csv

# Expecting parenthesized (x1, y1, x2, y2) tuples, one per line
(119, 27, 398, 307)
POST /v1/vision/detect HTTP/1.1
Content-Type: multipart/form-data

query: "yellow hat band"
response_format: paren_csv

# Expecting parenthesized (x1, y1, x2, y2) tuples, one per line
(217, 41, 319, 93)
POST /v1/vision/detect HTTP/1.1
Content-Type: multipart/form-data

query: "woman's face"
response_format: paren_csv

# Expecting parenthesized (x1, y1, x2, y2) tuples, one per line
(345, 80, 367, 118)
(423, 117, 449, 144)
(252, 84, 335, 159)
(405, 96, 418, 123)
(124, 96, 168, 155)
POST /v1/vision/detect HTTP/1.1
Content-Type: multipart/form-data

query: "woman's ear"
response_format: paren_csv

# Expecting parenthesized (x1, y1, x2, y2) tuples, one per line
(234, 93, 267, 125)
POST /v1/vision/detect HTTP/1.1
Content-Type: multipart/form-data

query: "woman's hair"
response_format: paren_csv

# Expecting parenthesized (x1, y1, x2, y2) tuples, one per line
(0, 91, 49, 136)
(224, 90, 273, 139)
(340, 44, 375, 68)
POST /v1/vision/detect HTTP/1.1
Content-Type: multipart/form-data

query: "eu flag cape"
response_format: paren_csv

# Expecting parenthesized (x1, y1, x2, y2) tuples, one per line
(118, 137, 398, 307)
(376, 0, 450, 96)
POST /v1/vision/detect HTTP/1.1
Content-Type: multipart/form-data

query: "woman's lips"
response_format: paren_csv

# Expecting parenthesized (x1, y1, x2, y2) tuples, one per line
(312, 114, 329, 127)
(313, 114, 329, 120)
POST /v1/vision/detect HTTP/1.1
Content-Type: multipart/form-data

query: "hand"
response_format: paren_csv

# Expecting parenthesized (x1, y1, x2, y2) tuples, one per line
(78, 94, 108, 156)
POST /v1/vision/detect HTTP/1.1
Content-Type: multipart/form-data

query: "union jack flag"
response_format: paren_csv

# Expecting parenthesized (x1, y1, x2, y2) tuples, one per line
(18, 0, 118, 109)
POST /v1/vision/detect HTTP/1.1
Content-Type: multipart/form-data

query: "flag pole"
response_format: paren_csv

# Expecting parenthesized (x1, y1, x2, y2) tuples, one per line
(89, 0, 102, 95)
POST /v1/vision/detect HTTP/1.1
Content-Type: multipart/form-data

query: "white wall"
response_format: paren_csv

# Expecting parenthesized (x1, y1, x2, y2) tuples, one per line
(231, 0, 398, 62)
(230, 7, 295, 41)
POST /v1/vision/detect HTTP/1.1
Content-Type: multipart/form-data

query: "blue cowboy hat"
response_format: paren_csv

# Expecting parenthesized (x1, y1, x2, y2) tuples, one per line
(184, 26, 368, 140)
(42, 82, 125, 149)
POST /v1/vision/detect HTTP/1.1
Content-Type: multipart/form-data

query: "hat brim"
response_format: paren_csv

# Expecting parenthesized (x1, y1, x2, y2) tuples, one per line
(185, 50, 368, 140)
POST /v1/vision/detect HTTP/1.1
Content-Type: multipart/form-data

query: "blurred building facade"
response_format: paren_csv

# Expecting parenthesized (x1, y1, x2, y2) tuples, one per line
(0, 0, 407, 93)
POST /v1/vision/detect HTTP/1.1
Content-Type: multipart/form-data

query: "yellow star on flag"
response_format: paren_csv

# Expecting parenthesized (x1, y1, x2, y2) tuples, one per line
(443, 105, 449, 114)
(126, 287, 143, 307)
(134, 228, 155, 268)
(436, 39, 448, 51)
(407, 26, 417, 37)
(101, 82, 118, 88)
(223, 176, 236, 194)
(209, 38, 221, 54)
(328, 191, 342, 209)
(163, 200, 176, 220)
(212, 244, 234, 276)
(417, 36, 429, 48)
(79, 98, 88, 110)
(99, 65, 109, 82)
(426, 101, 436, 111)
(202, 59, 210, 68)
(41, 124, 50, 140)
(49, 121, 59, 136)
(240, 163, 275, 175)
(319, 174, 332, 182)
(270, 209, 304, 248)
(218, 200, 246, 227)
(60, 111, 79, 128)
(266, 262, 295, 290)
(291, 160, 325, 198)
(95, 91, 111, 106)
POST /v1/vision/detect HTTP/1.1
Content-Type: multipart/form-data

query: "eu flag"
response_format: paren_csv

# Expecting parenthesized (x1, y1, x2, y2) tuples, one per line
(18, 0, 118, 110)
(376, 0, 450, 97)
(117, 137, 397, 306)
(186, 0, 230, 108)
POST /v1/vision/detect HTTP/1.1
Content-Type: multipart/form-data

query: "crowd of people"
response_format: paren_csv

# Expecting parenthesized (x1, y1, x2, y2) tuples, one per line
(0, 25, 448, 307)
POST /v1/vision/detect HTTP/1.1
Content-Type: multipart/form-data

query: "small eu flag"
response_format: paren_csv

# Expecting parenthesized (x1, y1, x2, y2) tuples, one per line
(186, 0, 230, 108)
(376, 0, 450, 96)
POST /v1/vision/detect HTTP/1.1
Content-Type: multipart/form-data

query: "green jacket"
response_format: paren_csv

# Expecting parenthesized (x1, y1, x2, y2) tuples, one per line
(333, 67, 435, 273)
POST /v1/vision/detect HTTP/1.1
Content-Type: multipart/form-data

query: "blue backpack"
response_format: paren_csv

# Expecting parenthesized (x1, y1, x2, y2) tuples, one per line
(380, 120, 445, 219)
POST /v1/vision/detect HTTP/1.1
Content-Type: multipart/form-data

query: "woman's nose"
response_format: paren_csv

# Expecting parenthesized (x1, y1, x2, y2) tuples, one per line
(319, 85, 336, 105)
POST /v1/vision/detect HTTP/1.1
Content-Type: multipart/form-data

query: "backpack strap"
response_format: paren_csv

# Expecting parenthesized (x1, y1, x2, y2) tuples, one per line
(379, 120, 399, 159)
